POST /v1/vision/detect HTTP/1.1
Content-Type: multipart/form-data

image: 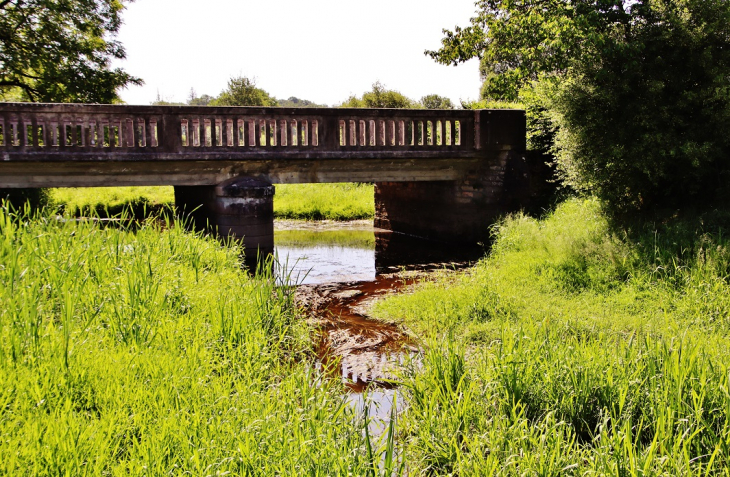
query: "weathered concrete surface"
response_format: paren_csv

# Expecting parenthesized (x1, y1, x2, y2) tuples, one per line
(0, 103, 535, 247)
(374, 151, 533, 244)
(0, 103, 522, 187)
(175, 178, 274, 267)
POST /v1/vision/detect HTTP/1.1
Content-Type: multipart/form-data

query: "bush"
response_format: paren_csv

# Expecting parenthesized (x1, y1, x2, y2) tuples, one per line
(550, 0, 730, 219)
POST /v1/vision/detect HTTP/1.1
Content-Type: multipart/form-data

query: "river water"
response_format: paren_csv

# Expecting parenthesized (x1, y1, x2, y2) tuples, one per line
(274, 220, 483, 433)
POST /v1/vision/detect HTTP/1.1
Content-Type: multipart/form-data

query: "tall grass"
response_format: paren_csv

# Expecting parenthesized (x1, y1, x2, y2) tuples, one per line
(0, 204, 392, 475)
(374, 198, 730, 474)
(51, 183, 375, 221)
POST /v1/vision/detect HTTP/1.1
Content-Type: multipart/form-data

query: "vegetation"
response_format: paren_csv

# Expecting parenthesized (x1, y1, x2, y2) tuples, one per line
(276, 228, 375, 249)
(339, 82, 454, 110)
(371, 198, 730, 473)
(274, 183, 374, 221)
(340, 81, 417, 109)
(0, 0, 141, 103)
(277, 96, 327, 108)
(430, 0, 730, 220)
(211, 75, 278, 107)
(51, 187, 174, 219)
(0, 0, 143, 210)
(50, 184, 374, 221)
(0, 204, 406, 475)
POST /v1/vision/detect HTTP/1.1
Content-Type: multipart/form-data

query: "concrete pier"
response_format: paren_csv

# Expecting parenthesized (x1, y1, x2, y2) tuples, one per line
(175, 177, 274, 267)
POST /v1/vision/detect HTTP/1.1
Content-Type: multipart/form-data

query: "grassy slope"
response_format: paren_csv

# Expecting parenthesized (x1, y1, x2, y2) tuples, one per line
(0, 208, 388, 475)
(373, 198, 730, 474)
(50, 183, 375, 221)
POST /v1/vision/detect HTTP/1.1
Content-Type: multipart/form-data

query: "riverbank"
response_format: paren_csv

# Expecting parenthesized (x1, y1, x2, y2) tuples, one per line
(0, 206, 385, 475)
(371, 197, 730, 473)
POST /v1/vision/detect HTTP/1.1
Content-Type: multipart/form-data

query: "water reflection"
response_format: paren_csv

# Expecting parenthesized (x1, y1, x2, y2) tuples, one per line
(275, 225, 375, 285)
(274, 221, 484, 285)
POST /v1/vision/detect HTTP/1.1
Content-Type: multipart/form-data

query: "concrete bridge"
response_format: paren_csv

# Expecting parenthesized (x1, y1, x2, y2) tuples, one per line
(0, 102, 533, 258)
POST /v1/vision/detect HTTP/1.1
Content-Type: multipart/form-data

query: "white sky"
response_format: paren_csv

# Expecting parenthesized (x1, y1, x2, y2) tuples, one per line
(114, 0, 482, 107)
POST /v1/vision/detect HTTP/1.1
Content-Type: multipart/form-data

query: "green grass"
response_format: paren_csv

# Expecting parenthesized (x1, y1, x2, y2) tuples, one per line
(50, 183, 375, 221)
(51, 186, 175, 218)
(274, 183, 374, 220)
(0, 205, 396, 475)
(373, 198, 730, 474)
(276, 228, 375, 249)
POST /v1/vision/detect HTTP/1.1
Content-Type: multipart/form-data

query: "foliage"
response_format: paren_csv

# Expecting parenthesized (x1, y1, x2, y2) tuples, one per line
(277, 96, 327, 108)
(548, 0, 730, 217)
(0, 205, 395, 475)
(425, 0, 589, 102)
(340, 81, 416, 109)
(374, 198, 730, 472)
(186, 88, 213, 106)
(274, 183, 374, 221)
(420, 94, 454, 110)
(212, 75, 277, 107)
(429, 0, 730, 218)
(0, 0, 142, 103)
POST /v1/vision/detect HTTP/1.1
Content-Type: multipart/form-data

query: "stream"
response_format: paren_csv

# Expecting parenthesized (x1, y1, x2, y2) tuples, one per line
(274, 220, 483, 432)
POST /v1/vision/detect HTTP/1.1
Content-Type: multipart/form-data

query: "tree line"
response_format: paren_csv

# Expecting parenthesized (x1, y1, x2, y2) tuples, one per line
(153, 78, 455, 110)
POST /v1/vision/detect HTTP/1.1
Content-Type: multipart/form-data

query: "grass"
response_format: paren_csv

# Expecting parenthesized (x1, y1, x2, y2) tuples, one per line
(50, 183, 375, 221)
(274, 183, 374, 220)
(15, 191, 730, 474)
(276, 228, 375, 249)
(372, 198, 730, 474)
(0, 205, 396, 475)
(51, 186, 174, 218)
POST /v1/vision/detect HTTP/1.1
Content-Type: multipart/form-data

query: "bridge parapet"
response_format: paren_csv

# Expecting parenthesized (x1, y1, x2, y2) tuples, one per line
(0, 103, 523, 162)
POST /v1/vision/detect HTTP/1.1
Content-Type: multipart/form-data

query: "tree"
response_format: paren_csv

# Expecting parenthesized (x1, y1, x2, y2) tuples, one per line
(187, 88, 214, 106)
(276, 96, 326, 108)
(429, 0, 730, 218)
(0, 0, 142, 103)
(420, 94, 454, 109)
(212, 76, 277, 107)
(340, 81, 416, 109)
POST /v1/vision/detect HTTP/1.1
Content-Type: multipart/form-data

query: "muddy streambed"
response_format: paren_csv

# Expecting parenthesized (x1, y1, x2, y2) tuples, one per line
(275, 220, 481, 393)
(275, 220, 482, 433)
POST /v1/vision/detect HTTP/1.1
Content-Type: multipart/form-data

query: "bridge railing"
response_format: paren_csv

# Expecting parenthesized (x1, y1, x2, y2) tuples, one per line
(0, 103, 524, 159)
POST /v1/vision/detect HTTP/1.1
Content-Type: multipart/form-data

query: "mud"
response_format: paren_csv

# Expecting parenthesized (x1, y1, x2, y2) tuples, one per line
(296, 265, 473, 392)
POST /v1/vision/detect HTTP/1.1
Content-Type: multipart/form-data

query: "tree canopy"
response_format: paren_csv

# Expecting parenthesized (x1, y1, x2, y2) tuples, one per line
(0, 0, 141, 103)
(212, 76, 277, 107)
(429, 0, 730, 218)
(340, 81, 416, 109)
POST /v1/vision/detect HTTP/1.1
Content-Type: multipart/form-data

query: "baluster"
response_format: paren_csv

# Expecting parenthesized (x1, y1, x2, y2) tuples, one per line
(288, 119, 296, 146)
(310, 119, 319, 146)
(145, 119, 153, 148)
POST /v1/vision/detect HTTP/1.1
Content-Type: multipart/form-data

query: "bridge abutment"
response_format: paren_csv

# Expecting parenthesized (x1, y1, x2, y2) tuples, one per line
(174, 178, 275, 267)
(374, 150, 532, 244)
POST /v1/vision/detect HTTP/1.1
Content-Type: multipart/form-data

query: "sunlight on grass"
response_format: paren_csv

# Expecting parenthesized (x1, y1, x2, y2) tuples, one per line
(373, 198, 730, 473)
(51, 183, 375, 221)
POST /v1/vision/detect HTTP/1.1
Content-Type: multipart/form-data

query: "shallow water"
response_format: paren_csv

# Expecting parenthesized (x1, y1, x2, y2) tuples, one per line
(276, 220, 481, 434)
(275, 224, 376, 285)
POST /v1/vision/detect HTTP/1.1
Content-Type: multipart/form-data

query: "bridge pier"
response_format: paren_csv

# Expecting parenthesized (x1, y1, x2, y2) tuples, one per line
(374, 150, 532, 244)
(174, 178, 275, 268)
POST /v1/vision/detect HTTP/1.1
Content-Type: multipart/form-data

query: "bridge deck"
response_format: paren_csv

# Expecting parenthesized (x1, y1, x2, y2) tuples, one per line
(0, 103, 525, 187)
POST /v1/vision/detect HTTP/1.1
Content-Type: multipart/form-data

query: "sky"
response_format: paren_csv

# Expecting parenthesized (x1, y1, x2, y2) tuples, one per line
(114, 0, 483, 107)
